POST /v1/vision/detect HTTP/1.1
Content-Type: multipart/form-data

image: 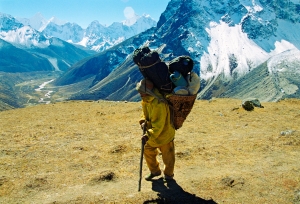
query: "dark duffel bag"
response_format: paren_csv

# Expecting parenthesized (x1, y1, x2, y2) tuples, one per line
(167, 56, 194, 77)
(133, 47, 174, 93)
(139, 61, 174, 93)
(133, 46, 151, 66)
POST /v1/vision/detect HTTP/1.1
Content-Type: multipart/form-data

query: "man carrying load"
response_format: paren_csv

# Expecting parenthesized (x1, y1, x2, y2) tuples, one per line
(136, 79, 176, 181)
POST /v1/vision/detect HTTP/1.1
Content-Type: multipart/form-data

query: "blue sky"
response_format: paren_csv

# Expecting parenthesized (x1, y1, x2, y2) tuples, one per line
(0, 0, 171, 28)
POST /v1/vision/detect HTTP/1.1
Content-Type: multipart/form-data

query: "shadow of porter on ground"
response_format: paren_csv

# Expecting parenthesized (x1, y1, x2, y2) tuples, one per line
(143, 178, 217, 204)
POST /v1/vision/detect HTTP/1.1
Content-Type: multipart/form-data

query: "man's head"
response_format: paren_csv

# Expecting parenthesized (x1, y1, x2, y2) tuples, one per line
(136, 79, 154, 97)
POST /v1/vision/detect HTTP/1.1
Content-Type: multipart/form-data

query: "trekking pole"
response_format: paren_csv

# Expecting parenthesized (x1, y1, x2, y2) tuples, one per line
(138, 122, 147, 192)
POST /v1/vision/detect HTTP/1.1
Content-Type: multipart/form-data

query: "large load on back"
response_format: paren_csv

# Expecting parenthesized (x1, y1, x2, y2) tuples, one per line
(133, 46, 200, 129)
(168, 55, 194, 77)
(133, 47, 173, 93)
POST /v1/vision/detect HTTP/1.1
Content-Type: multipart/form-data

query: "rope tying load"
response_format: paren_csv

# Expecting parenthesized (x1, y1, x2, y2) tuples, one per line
(138, 59, 161, 69)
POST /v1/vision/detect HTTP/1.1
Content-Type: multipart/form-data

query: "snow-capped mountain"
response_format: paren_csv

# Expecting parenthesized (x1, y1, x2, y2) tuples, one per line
(42, 22, 85, 44)
(0, 13, 96, 72)
(55, 0, 300, 102)
(150, 0, 300, 101)
(0, 10, 156, 73)
(4, 12, 157, 52)
(42, 14, 157, 52)
(16, 12, 67, 32)
(0, 13, 50, 48)
(0, 13, 23, 31)
(154, 0, 300, 79)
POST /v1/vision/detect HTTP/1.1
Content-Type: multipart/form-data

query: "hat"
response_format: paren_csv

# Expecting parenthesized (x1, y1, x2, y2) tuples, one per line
(136, 79, 154, 93)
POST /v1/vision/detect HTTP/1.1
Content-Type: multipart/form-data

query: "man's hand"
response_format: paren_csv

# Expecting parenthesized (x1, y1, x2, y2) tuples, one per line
(140, 122, 145, 130)
(141, 134, 148, 144)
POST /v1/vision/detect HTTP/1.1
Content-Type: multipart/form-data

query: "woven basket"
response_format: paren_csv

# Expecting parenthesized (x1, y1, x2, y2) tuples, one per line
(167, 94, 197, 130)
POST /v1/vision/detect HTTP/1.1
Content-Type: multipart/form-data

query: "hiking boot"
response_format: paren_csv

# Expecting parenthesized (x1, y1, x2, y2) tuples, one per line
(145, 171, 161, 181)
(164, 174, 174, 180)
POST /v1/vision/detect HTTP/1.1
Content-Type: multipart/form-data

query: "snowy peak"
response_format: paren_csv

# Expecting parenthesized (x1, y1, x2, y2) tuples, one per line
(42, 21, 84, 43)
(8, 12, 157, 52)
(16, 12, 48, 31)
(48, 16, 67, 26)
(122, 13, 140, 26)
(85, 20, 106, 34)
(76, 15, 156, 52)
(16, 12, 68, 32)
(0, 16, 49, 49)
(38, 16, 68, 32)
(122, 13, 155, 26)
(153, 0, 300, 81)
(0, 13, 23, 31)
(131, 14, 157, 33)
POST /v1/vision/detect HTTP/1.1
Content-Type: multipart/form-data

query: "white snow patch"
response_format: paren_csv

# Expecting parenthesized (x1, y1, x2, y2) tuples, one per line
(47, 58, 60, 71)
(50, 38, 65, 47)
(77, 37, 89, 47)
(268, 49, 300, 74)
(188, 47, 194, 52)
(270, 40, 298, 56)
(0, 26, 49, 48)
(200, 21, 269, 80)
(62, 60, 71, 67)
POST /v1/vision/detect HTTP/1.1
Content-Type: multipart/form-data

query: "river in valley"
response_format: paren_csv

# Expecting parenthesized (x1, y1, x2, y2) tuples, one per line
(35, 79, 55, 104)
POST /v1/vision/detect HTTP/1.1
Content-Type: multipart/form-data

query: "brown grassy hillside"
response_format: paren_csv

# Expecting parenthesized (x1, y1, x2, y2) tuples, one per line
(1, 98, 300, 204)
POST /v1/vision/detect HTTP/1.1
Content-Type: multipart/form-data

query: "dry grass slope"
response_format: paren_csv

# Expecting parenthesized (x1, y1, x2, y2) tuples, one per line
(1, 98, 300, 204)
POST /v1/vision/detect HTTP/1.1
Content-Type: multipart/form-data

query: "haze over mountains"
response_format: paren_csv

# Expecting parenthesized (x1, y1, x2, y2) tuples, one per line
(1, 0, 300, 110)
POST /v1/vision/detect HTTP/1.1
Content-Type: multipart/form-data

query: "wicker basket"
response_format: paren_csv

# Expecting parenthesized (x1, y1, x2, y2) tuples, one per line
(167, 94, 197, 130)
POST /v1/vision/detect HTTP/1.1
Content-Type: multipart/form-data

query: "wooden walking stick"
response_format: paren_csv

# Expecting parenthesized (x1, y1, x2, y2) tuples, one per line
(138, 122, 147, 192)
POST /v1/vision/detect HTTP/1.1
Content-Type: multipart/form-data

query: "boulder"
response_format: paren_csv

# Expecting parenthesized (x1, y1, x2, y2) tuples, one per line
(242, 98, 264, 111)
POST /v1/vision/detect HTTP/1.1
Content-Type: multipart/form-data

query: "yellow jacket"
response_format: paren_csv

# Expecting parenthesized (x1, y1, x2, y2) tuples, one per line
(139, 89, 175, 147)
